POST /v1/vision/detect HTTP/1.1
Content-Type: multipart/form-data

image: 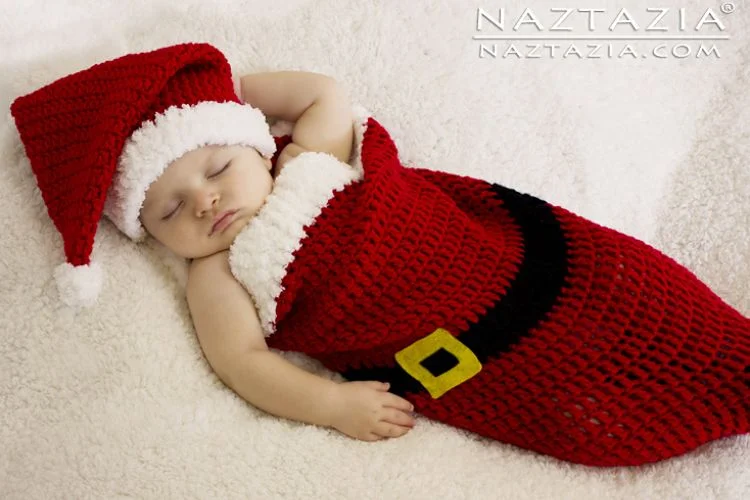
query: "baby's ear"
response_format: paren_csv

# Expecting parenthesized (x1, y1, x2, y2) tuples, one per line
(263, 155, 273, 171)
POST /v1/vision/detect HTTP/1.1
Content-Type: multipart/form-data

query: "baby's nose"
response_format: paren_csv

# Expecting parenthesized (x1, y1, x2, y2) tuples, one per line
(194, 191, 218, 215)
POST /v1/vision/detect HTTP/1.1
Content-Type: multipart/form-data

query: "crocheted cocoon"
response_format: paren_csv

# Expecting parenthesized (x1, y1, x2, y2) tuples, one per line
(231, 116, 749, 468)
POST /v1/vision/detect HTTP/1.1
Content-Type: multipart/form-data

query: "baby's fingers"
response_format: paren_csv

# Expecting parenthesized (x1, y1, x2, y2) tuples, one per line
(384, 393, 414, 413)
(381, 408, 416, 428)
(373, 420, 413, 439)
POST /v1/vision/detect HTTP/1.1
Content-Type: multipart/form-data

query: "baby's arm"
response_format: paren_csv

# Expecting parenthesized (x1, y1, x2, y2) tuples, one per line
(238, 71, 354, 166)
(187, 250, 338, 427)
(186, 251, 416, 441)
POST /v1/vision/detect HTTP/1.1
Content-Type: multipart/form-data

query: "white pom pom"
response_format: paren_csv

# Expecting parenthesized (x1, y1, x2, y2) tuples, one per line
(53, 261, 104, 308)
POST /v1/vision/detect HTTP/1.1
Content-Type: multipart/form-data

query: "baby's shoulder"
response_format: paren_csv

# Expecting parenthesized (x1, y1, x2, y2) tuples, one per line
(186, 249, 255, 312)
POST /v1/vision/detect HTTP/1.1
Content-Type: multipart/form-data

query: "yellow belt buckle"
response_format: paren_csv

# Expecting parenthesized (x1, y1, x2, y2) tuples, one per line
(394, 328, 482, 399)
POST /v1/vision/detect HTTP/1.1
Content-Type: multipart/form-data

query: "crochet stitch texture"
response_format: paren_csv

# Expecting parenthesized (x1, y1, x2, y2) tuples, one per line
(235, 115, 749, 467)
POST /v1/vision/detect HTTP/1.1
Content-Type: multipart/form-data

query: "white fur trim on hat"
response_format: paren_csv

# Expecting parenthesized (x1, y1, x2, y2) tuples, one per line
(103, 100, 276, 241)
(54, 261, 104, 308)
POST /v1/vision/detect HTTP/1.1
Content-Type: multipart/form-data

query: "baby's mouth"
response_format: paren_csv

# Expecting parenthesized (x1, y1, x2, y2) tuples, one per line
(210, 210, 237, 236)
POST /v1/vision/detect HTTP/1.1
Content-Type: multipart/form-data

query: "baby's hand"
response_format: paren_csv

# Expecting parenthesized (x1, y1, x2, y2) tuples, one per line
(273, 142, 308, 178)
(329, 381, 416, 441)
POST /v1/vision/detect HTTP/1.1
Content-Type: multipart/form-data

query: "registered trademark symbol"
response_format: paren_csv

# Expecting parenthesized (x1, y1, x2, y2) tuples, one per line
(721, 2, 735, 14)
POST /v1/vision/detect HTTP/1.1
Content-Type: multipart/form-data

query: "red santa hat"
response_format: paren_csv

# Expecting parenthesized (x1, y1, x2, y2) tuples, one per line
(10, 42, 276, 308)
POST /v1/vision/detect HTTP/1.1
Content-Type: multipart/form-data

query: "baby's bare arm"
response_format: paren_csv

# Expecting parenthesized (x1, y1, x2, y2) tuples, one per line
(187, 251, 416, 440)
(226, 348, 339, 428)
(238, 71, 354, 165)
(186, 250, 338, 428)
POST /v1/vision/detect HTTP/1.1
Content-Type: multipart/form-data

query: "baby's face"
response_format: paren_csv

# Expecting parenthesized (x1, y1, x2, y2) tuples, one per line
(139, 144, 274, 259)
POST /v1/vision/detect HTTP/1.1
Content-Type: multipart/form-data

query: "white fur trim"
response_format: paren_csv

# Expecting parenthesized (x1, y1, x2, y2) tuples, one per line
(228, 104, 372, 336)
(54, 261, 103, 308)
(103, 101, 276, 241)
(228, 151, 364, 337)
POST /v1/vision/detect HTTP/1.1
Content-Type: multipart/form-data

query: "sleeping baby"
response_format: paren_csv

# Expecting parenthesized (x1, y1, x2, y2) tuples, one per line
(11, 42, 749, 468)
(136, 68, 418, 444)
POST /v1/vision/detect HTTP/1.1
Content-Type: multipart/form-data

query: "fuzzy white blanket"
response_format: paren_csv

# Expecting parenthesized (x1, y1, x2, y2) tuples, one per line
(2, 0, 748, 498)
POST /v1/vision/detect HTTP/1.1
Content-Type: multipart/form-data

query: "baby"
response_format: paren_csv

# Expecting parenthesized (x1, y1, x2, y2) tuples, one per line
(12, 42, 748, 467)
(139, 70, 417, 442)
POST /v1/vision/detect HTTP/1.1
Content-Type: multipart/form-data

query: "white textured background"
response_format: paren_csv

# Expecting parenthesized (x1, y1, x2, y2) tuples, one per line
(1, 0, 748, 498)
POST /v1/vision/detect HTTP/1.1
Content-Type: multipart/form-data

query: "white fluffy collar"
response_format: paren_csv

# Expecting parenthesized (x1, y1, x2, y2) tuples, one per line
(227, 104, 372, 337)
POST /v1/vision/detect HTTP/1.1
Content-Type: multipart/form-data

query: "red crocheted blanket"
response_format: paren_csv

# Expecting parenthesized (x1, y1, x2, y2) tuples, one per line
(229, 110, 749, 467)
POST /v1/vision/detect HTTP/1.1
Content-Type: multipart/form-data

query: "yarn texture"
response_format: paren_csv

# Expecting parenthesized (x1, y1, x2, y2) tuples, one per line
(10, 42, 276, 306)
(230, 109, 749, 467)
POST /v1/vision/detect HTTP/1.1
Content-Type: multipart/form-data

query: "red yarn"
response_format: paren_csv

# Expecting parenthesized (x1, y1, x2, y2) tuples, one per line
(10, 43, 241, 268)
(265, 118, 748, 467)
